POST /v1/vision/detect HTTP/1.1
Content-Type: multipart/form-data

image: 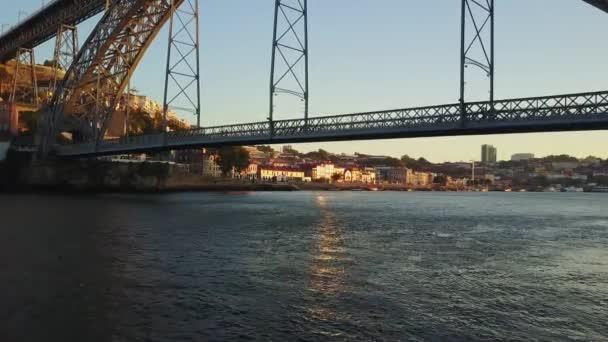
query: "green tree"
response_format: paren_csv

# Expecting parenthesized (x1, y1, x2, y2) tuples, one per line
(433, 175, 448, 186)
(43, 59, 58, 68)
(542, 154, 578, 163)
(282, 146, 301, 156)
(304, 148, 331, 161)
(400, 155, 432, 170)
(400, 154, 417, 168)
(256, 145, 274, 153)
(217, 146, 250, 176)
(331, 173, 342, 183)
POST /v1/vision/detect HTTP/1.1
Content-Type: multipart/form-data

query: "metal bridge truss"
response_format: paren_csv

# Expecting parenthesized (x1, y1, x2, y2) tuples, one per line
(9, 48, 39, 105)
(48, 0, 185, 143)
(50, 24, 79, 95)
(269, 0, 309, 124)
(460, 0, 495, 106)
(55, 90, 608, 157)
(162, 0, 201, 129)
(0, 0, 106, 63)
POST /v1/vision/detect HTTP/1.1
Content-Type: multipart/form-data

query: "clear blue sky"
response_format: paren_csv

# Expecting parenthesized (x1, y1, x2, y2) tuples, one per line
(2, 0, 607, 161)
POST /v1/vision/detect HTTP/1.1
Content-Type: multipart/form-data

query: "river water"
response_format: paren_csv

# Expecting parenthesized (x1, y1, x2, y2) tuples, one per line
(1, 192, 607, 341)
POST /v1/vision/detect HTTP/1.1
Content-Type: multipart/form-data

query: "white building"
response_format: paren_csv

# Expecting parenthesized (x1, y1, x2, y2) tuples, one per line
(511, 153, 535, 161)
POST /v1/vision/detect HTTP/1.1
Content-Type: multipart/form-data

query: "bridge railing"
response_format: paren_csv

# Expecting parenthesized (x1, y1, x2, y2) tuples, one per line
(55, 90, 608, 156)
(274, 104, 463, 135)
(465, 91, 608, 122)
(166, 121, 271, 141)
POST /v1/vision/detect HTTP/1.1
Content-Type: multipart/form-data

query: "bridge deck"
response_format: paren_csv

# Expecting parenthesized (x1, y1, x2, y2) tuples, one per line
(54, 91, 608, 157)
(0, 0, 105, 62)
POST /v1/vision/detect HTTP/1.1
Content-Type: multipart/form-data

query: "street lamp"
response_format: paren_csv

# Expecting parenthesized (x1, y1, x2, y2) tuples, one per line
(470, 159, 476, 188)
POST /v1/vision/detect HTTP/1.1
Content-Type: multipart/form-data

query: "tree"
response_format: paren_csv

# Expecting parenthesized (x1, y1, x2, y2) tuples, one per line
(331, 173, 342, 183)
(400, 155, 432, 170)
(361, 156, 402, 167)
(43, 59, 58, 68)
(433, 175, 448, 186)
(401, 154, 417, 168)
(304, 148, 331, 161)
(256, 145, 274, 153)
(217, 146, 250, 176)
(282, 145, 301, 156)
(542, 154, 578, 163)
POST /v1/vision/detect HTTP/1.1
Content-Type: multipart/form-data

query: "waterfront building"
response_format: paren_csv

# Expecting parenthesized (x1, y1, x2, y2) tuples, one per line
(310, 163, 345, 182)
(481, 144, 497, 163)
(238, 163, 259, 180)
(375, 167, 410, 184)
(411, 171, 435, 187)
(344, 168, 362, 183)
(511, 153, 535, 161)
(258, 167, 305, 182)
(551, 161, 580, 171)
(361, 168, 377, 184)
(174, 149, 204, 174)
(202, 153, 222, 178)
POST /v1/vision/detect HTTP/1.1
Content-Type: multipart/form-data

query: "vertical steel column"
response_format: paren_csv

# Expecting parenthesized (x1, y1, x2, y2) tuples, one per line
(269, 0, 279, 135)
(459, 0, 495, 116)
(459, 0, 466, 123)
(51, 24, 79, 97)
(162, 0, 176, 137)
(303, 0, 309, 125)
(269, 0, 309, 132)
(162, 0, 202, 137)
(94, 65, 102, 148)
(125, 81, 130, 137)
(194, 0, 201, 128)
(490, 0, 495, 106)
(9, 48, 39, 106)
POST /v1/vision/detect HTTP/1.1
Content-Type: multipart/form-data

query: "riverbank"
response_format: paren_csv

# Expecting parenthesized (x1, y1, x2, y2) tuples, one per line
(0, 155, 300, 193)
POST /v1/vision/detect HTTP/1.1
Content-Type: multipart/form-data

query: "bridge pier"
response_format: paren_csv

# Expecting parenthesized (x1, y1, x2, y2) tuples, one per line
(9, 48, 38, 106)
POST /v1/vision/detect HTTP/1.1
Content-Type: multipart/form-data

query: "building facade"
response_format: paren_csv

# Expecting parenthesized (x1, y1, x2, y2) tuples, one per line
(202, 154, 222, 178)
(310, 163, 345, 182)
(511, 153, 535, 161)
(481, 144, 497, 163)
(258, 167, 305, 182)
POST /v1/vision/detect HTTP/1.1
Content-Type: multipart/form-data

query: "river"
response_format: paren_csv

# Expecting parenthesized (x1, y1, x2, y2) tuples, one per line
(1, 192, 607, 341)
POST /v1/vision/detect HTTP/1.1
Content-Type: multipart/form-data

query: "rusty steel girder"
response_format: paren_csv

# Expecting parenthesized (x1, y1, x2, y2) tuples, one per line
(49, 0, 183, 142)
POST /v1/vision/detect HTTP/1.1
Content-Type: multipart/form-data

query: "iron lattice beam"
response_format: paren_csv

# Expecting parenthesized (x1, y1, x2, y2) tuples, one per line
(269, 0, 309, 126)
(0, 0, 107, 63)
(9, 48, 39, 106)
(48, 0, 184, 145)
(50, 24, 79, 96)
(54, 90, 608, 157)
(162, 0, 201, 129)
(460, 0, 495, 110)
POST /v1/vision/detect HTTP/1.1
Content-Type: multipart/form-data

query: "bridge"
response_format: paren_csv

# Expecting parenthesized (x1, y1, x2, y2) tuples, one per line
(0, 0, 606, 158)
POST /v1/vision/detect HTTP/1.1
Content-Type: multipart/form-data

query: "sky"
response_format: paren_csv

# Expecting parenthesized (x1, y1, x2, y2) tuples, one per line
(1, 0, 607, 162)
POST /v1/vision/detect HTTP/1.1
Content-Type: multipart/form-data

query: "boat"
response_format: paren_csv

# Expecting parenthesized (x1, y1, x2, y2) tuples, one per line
(591, 186, 608, 193)
(562, 186, 584, 192)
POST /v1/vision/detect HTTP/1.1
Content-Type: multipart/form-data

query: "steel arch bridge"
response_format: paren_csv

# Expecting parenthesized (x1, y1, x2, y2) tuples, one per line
(0, 0, 606, 157)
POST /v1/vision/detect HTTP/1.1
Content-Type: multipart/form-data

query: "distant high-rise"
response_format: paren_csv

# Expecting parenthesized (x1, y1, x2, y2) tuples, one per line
(481, 144, 497, 163)
(511, 153, 535, 161)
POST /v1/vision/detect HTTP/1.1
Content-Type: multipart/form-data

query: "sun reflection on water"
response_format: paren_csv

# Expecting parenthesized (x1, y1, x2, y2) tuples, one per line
(306, 195, 349, 323)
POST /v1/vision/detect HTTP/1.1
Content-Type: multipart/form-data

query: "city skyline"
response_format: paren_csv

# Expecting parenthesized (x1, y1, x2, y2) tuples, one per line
(1, 0, 607, 161)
